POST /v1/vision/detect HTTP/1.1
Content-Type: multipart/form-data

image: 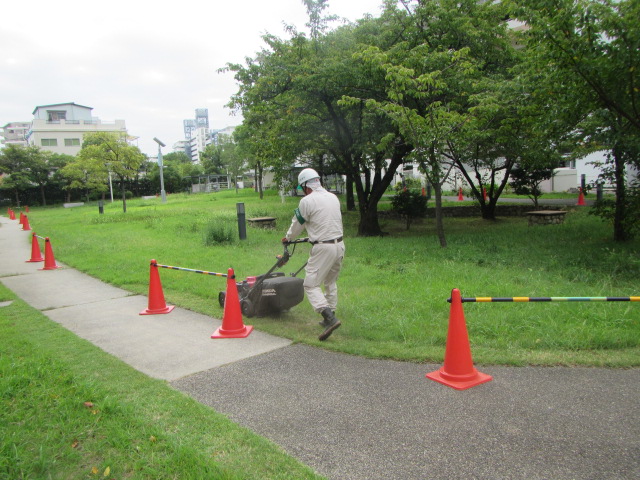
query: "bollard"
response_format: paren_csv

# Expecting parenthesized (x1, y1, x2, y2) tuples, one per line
(237, 202, 247, 240)
(98, 200, 104, 214)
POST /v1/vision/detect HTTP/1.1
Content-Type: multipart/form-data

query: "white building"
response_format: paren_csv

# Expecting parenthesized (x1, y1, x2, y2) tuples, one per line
(540, 151, 639, 192)
(26, 102, 127, 156)
(1, 122, 31, 147)
(189, 126, 211, 163)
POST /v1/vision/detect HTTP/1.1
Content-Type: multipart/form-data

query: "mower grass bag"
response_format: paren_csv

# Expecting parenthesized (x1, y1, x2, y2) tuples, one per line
(238, 273, 304, 317)
(218, 238, 309, 318)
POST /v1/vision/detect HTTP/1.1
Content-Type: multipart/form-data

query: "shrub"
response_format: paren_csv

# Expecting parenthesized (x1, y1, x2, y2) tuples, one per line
(391, 189, 428, 230)
(202, 218, 235, 245)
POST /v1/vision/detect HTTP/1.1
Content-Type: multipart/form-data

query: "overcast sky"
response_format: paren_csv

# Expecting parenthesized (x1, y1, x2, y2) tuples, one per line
(1, 0, 384, 156)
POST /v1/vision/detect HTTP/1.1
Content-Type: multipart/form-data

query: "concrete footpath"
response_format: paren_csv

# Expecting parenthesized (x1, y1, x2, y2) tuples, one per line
(1, 215, 638, 480)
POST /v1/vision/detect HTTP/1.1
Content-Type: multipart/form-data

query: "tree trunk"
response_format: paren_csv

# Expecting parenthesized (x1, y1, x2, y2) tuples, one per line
(612, 145, 629, 241)
(357, 201, 383, 236)
(39, 184, 47, 206)
(355, 143, 410, 236)
(433, 182, 447, 247)
(121, 179, 127, 213)
(346, 173, 356, 211)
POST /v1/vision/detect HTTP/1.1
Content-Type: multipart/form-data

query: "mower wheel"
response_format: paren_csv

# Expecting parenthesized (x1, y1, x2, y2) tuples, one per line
(218, 291, 226, 308)
(240, 299, 255, 318)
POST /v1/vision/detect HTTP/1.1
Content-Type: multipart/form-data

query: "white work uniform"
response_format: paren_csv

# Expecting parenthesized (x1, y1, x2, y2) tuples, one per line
(285, 187, 345, 313)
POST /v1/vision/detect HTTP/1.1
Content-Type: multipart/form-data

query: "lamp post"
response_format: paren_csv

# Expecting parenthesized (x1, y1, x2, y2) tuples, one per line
(153, 137, 167, 203)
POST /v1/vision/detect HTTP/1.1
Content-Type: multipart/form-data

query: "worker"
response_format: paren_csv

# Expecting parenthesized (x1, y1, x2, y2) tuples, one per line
(283, 168, 345, 341)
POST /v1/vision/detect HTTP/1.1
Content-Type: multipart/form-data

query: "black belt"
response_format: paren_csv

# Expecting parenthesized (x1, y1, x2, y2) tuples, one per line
(311, 236, 343, 245)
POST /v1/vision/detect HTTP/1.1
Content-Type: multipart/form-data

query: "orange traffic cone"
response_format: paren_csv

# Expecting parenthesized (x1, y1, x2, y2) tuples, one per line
(426, 289, 492, 390)
(25, 206, 29, 213)
(140, 260, 175, 315)
(21, 215, 31, 231)
(211, 268, 253, 338)
(577, 187, 586, 206)
(458, 188, 463, 201)
(39, 237, 61, 270)
(19, 212, 24, 225)
(26, 233, 44, 263)
(9, 209, 16, 220)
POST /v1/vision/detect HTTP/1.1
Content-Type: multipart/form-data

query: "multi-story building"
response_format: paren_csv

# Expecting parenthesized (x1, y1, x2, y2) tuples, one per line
(1, 122, 31, 147)
(189, 126, 212, 163)
(26, 102, 127, 156)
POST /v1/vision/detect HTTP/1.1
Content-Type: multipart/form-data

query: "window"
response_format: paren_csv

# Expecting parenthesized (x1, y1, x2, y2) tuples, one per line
(64, 138, 80, 146)
(41, 139, 58, 147)
(47, 110, 66, 121)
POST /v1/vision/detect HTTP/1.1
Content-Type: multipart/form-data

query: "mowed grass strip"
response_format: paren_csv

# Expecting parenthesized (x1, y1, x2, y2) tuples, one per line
(22, 189, 640, 366)
(0, 284, 324, 480)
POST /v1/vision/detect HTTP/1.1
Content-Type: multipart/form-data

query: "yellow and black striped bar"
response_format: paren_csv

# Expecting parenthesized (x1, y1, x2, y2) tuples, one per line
(450, 296, 640, 303)
(153, 263, 228, 278)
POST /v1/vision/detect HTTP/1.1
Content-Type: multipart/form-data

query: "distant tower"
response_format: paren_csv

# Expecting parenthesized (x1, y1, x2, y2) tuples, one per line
(183, 119, 196, 140)
(195, 108, 209, 129)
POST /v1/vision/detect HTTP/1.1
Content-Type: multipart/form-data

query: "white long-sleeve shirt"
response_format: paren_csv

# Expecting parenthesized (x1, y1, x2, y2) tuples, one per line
(285, 187, 343, 243)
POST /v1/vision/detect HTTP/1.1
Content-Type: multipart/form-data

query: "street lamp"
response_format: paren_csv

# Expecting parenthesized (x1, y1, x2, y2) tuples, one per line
(153, 137, 167, 203)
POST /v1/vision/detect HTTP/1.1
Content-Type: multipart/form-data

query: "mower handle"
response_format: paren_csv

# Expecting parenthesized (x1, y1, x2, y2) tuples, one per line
(282, 237, 309, 245)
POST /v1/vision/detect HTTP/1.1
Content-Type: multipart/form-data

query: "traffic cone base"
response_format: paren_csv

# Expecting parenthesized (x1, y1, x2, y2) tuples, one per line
(426, 288, 492, 390)
(211, 268, 252, 338)
(140, 304, 175, 315)
(211, 324, 254, 338)
(140, 260, 174, 314)
(426, 368, 492, 391)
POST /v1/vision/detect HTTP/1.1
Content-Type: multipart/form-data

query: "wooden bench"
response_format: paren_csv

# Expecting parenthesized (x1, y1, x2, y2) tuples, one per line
(247, 217, 277, 229)
(526, 210, 567, 226)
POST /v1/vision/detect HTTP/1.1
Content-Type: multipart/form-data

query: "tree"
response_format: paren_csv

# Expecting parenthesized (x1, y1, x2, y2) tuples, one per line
(78, 132, 145, 212)
(348, 0, 520, 244)
(61, 150, 109, 202)
(508, 0, 640, 240)
(0, 145, 35, 205)
(226, 11, 414, 236)
(200, 144, 225, 175)
(509, 164, 555, 207)
(391, 188, 428, 230)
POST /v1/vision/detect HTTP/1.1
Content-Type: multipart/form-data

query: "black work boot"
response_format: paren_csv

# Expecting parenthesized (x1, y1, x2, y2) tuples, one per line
(318, 308, 341, 341)
(318, 310, 336, 327)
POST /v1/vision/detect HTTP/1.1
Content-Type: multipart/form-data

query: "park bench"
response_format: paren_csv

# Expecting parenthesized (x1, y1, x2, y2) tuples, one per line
(247, 217, 277, 229)
(526, 210, 567, 226)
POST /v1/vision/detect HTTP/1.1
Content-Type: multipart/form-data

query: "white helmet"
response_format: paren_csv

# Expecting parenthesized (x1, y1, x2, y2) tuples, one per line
(298, 168, 320, 187)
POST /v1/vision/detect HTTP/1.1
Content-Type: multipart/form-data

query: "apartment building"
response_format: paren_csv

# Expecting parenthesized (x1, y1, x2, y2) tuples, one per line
(1, 122, 31, 147)
(26, 102, 127, 155)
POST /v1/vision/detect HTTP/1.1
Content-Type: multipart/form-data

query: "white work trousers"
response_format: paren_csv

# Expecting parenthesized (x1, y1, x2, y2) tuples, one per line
(303, 242, 345, 313)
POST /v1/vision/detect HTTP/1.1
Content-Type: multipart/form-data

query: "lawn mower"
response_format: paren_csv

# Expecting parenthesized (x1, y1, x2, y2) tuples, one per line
(218, 238, 309, 318)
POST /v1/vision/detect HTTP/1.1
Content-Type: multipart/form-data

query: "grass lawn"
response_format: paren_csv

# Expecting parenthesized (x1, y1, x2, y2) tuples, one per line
(17, 189, 640, 367)
(0, 283, 323, 480)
